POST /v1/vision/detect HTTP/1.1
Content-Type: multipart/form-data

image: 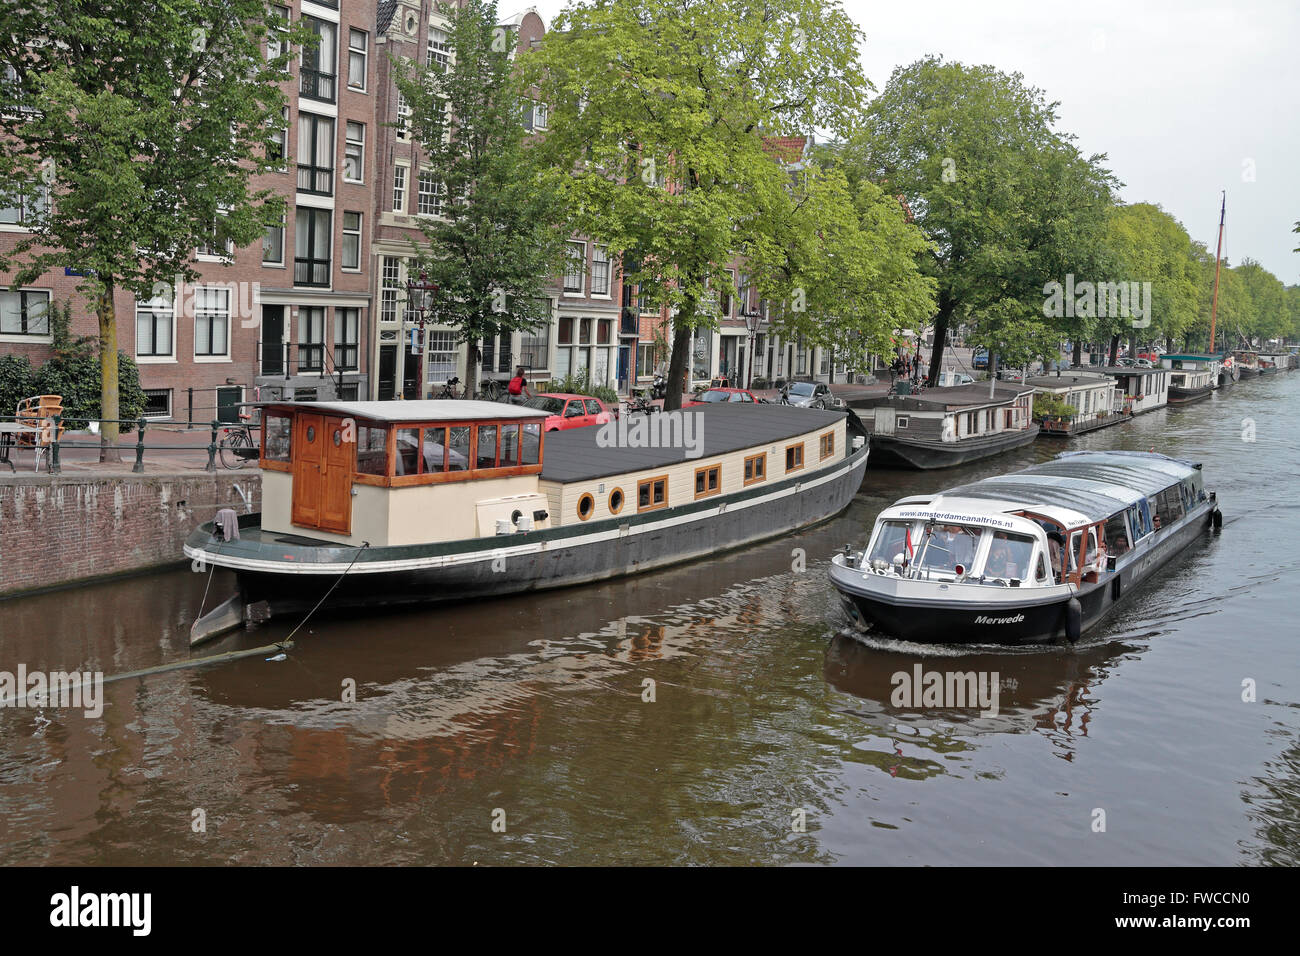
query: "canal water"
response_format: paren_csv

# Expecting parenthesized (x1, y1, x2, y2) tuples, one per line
(2, 374, 1298, 865)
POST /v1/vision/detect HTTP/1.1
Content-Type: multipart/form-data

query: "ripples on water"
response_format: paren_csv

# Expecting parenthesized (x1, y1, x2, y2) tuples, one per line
(1, 375, 1298, 865)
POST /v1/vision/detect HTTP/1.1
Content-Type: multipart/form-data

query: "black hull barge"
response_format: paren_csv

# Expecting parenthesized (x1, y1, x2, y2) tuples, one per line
(187, 401, 870, 644)
(830, 451, 1219, 645)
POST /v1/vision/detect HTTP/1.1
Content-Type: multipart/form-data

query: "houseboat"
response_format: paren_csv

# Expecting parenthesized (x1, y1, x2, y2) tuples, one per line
(185, 400, 871, 644)
(1259, 352, 1294, 372)
(1232, 350, 1261, 378)
(1166, 366, 1215, 405)
(1160, 353, 1232, 389)
(1096, 366, 1170, 414)
(848, 382, 1038, 469)
(829, 450, 1220, 645)
(1026, 372, 1131, 437)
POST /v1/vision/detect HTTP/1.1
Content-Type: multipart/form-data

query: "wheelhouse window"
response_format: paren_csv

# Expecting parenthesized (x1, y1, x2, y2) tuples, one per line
(981, 532, 1036, 582)
(917, 524, 982, 574)
(743, 453, 766, 485)
(355, 424, 387, 475)
(694, 464, 721, 499)
(263, 413, 292, 462)
(868, 521, 913, 566)
(638, 475, 668, 512)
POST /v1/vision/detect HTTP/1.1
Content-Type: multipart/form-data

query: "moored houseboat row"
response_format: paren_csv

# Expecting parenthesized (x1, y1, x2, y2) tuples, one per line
(1027, 372, 1132, 437)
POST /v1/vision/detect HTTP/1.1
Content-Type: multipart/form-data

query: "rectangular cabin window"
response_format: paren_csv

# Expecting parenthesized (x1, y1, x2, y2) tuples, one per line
(1104, 512, 1130, 556)
(448, 426, 471, 472)
(477, 425, 498, 469)
(966, 411, 977, 435)
(421, 426, 448, 473)
(263, 413, 291, 462)
(521, 424, 541, 465)
(896, 416, 909, 429)
(694, 464, 721, 499)
(499, 424, 521, 467)
(638, 475, 668, 512)
(355, 425, 387, 475)
(396, 427, 421, 475)
(819, 432, 834, 460)
(785, 443, 804, 472)
(743, 453, 765, 485)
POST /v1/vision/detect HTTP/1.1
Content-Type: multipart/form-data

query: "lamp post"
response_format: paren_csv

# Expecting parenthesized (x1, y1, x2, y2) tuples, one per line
(404, 273, 439, 398)
(743, 301, 763, 389)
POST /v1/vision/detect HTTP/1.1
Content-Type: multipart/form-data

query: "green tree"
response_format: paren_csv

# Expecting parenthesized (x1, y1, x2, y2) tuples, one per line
(0, 1, 301, 458)
(524, 0, 879, 409)
(1233, 258, 1289, 345)
(395, 0, 572, 399)
(1102, 203, 1201, 360)
(850, 56, 1118, 384)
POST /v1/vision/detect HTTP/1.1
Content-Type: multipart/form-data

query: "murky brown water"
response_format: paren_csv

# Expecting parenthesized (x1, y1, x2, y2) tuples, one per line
(2, 374, 1298, 865)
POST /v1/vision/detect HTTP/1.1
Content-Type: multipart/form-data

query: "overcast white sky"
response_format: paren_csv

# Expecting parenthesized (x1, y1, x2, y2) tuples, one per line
(519, 0, 1300, 283)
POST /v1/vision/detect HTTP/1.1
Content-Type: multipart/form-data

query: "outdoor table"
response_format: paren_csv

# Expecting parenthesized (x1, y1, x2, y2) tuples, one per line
(0, 422, 43, 472)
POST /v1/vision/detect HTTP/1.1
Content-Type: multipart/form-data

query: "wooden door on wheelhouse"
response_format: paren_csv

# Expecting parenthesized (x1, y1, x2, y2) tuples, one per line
(291, 413, 354, 534)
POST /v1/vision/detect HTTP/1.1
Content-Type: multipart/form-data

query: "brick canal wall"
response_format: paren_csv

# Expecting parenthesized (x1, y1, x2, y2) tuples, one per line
(0, 473, 261, 598)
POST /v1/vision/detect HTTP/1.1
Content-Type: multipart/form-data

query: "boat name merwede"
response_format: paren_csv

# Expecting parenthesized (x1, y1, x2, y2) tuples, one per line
(0, 666, 103, 718)
(596, 410, 704, 459)
(891, 664, 1000, 717)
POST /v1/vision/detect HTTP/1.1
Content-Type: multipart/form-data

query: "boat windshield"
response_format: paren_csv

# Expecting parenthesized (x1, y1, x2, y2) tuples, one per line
(916, 523, 982, 573)
(981, 531, 1036, 581)
(868, 521, 914, 565)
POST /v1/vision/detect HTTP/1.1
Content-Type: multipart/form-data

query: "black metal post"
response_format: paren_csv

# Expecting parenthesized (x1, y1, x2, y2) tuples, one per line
(206, 420, 218, 472)
(133, 417, 146, 473)
(49, 415, 62, 474)
(188, 387, 194, 427)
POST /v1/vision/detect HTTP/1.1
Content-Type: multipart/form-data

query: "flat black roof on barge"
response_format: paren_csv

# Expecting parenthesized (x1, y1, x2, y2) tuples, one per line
(851, 382, 1035, 410)
(540, 404, 847, 483)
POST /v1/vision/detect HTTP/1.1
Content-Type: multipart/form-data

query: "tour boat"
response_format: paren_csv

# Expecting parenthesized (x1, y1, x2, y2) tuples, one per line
(1026, 372, 1132, 437)
(848, 382, 1038, 469)
(829, 450, 1220, 645)
(185, 400, 871, 644)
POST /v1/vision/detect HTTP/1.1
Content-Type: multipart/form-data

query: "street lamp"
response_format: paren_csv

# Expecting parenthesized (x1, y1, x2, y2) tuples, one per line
(404, 273, 439, 398)
(743, 300, 764, 389)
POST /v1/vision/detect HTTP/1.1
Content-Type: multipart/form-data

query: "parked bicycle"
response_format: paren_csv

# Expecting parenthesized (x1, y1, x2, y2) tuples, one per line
(436, 376, 461, 400)
(622, 393, 660, 416)
(219, 414, 260, 469)
(475, 378, 506, 402)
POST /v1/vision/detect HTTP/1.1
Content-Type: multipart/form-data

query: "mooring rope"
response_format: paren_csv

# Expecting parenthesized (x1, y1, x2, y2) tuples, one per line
(282, 542, 370, 643)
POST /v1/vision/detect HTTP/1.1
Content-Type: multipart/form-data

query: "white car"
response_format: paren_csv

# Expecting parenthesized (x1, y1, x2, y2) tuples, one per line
(935, 369, 974, 387)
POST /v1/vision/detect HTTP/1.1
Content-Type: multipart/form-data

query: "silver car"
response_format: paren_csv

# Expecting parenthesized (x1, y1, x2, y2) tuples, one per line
(782, 381, 841, 409)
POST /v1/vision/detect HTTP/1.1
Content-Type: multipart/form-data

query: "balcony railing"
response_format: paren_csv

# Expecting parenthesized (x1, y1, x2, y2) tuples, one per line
(258, 342, 359, 377)
(294, 257, 330, 287)
(299, 67, 336, 103)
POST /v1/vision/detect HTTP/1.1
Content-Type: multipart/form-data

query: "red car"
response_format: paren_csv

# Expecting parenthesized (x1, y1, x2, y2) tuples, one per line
(684, 387, 764, 406)
(523, 393, 613, 432)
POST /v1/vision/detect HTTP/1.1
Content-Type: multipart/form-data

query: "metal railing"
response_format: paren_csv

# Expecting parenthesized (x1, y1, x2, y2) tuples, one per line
(0, 413, 246, 475)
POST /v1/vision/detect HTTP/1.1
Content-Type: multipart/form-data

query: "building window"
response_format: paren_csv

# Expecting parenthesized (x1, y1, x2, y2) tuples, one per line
(344, 122, 364, 182)
(341, 211, 362, 270)
(417, 170, 444, 216)
(0, 182, 48, 226)
(637, 475, 668, 512)
(395, 88, 411, 141)
(267, 107, 289, 170)
(719, 269, 734, 317)
(0, 290, 50, 337)
(267, 5, 290, 63)
(819, 431, 834, 460)
(520, 326, 549, 371)
(591, 244, 610, 296)
(381, 256, 401, 322)
(694, 464, 721, 499)
(785, 442, 804, 472)
(300, 16, 337, 103)
(262, 219, 284, 265)
(636, 342, 659, 378)
(425, 330, 458, 383)
(142, 389, 172, 419)
(298, 307, 325, 371)
(194, 287, 230, 357)
(427, 26, 450, 69)
(134, 295, 174, 357)
(294, 207, 331, 287)
(196, 214, 233, 259)
(392, 164, 407, 212)
(743, 453, 765, 486)
(523, 101, 547, 131)
(563, 241, 585, 293)
(335, 308, 359, 370)
(347, 28, 368, 91)
(296, 113, 334, 194)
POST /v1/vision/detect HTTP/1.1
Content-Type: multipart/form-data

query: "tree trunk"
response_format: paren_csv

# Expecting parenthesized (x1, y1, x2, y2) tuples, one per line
(925, 297, 953, 388)
(1072, 339, 1083, 366)
(98, 283, 121, 463)
(463, 339, 481, 399)
(664, 306, 693, 412)
(1108, 334, 1120, 366)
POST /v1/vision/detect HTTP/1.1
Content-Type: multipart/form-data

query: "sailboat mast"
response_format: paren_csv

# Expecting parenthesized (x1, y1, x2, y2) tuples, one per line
(1209, 192, 1226, 353)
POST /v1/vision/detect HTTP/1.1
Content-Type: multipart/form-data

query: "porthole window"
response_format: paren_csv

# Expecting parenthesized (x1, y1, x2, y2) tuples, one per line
(608, 488, 624, 514)
(306, 425, 316, 442)
(332, 428, 343, 446)
(577, 493, 595, 521)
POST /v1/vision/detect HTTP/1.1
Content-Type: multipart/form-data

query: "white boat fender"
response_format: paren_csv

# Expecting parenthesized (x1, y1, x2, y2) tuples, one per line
(496, 518, 513, 535)
(1065, 597, 1082, 643)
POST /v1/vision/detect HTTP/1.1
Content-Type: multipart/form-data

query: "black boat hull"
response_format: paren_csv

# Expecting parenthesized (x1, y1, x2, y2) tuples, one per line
(1168, 385, 1214, 405)
(867, 426, 1040, 470)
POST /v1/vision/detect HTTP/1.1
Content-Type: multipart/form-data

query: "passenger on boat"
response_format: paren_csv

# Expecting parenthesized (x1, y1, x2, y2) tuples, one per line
(933, 524, 975, 570)
(1046, 531, 1065, 583)
(985, 533, 1017, 579)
